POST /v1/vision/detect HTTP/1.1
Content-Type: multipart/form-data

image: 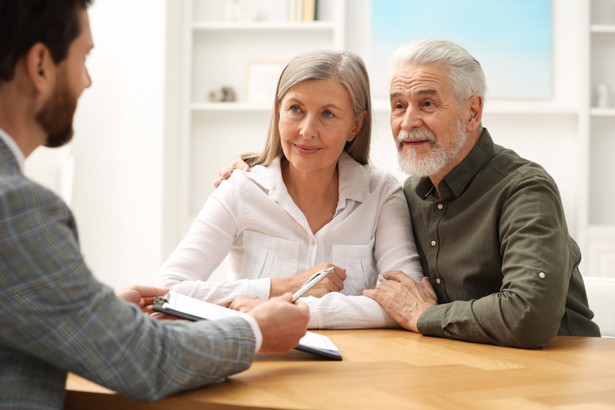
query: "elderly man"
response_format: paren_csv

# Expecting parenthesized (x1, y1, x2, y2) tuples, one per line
(363, 39, 600, 348)
(0, 1, 309, 408)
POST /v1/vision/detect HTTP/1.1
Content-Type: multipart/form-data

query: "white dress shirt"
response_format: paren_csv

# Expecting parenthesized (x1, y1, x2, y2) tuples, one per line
(156, 152, 423, 329)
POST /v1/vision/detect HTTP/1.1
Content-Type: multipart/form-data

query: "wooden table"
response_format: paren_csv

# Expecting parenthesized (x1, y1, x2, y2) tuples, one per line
(65, 330, 615, 409)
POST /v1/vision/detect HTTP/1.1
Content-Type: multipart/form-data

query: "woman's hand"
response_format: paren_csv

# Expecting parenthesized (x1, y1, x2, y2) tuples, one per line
(229, 297, 263, 312)
(270, 263, 346, 298)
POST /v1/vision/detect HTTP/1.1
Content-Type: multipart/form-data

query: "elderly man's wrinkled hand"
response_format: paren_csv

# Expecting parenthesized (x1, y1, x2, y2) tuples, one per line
(363, 273, 436, 332)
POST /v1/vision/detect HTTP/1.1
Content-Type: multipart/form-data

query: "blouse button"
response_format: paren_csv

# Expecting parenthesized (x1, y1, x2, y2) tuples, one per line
(539, 272, 546, 279)
(430, 240, 437, 247)
(435, 278, 442, 285)
(437, 203, 444, 210)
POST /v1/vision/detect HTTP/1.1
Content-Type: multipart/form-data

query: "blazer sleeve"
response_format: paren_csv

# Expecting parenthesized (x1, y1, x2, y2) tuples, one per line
(0, 180, 256, 401)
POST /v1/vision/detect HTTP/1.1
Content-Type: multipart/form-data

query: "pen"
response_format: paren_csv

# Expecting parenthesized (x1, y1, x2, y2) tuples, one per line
(291, 267, 334, 302)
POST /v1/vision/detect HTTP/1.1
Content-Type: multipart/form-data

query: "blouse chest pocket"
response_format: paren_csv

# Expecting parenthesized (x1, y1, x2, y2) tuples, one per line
(331, 239, 377, 295)
(238, 231, 300, 279)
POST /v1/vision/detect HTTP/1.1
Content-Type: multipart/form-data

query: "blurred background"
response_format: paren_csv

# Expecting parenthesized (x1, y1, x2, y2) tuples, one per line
(24, 0, 615, 288)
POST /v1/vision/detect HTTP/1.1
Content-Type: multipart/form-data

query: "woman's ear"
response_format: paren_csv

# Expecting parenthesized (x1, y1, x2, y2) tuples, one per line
(349, 110, 367, 142)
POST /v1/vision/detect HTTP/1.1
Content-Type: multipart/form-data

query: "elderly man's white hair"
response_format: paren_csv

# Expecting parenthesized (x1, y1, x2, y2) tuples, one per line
(389, 39, 487, 103)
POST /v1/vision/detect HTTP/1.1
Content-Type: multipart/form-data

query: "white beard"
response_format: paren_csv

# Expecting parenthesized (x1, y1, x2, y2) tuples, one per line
(397, 119, 468, 177)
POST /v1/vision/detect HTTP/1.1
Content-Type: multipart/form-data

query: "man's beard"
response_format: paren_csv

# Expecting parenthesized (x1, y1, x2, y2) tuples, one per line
(396, 118, 467, 178)
(36, 70, 77, 148)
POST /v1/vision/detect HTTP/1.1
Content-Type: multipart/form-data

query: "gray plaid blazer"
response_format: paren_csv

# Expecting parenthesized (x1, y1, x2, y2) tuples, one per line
(0, 138, 255, 409)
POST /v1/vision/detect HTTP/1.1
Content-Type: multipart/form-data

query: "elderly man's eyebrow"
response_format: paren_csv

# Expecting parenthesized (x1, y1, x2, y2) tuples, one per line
(390, 88, 438, 100)
(412, 88, 438, 96)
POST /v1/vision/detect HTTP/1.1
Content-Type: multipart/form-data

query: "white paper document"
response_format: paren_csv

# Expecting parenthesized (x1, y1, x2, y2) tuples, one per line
(154, 291, 342, 360)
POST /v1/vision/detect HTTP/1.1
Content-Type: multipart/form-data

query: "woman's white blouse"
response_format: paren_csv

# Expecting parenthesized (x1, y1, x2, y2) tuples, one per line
(155, 152, 423, 329)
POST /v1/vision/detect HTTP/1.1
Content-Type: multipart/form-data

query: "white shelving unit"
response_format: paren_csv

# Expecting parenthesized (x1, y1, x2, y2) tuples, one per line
(579, 0, 615, 277)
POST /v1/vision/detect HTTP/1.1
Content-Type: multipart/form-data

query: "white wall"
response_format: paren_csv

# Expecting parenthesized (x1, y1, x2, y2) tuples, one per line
(26, 0, 167, 289)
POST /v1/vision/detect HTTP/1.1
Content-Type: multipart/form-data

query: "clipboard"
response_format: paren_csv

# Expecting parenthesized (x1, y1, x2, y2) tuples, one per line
(153, 291, 342, 361)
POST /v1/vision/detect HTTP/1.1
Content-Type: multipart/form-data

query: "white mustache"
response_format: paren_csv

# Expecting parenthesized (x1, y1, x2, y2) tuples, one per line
(397, 129, 436, 143)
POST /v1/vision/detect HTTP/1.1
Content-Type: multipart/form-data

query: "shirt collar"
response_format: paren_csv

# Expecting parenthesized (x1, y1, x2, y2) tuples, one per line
(337, 151, 370, 203)
(0, 128, 25, 172)
(415, 128, 495, 201)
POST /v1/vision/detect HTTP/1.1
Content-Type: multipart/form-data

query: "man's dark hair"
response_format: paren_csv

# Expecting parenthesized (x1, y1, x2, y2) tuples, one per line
(0, 0, 93, 82)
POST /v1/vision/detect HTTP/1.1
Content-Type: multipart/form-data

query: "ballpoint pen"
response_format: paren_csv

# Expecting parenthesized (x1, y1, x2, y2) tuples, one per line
(291, 267, 334, 302)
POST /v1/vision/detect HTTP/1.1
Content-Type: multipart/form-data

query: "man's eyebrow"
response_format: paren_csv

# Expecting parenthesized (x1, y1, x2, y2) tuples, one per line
(390, 89, 438, 100)
(413, 88, 438, 96)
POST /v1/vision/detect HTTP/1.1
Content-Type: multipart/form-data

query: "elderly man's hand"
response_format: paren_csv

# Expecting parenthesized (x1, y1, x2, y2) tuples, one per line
(213, 156, 250, 188)
(363, 272, 436, 332)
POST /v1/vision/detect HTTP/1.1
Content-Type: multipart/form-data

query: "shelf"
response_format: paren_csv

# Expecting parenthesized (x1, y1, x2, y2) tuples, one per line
(590, 107, 615, 117)
(190, 102, 270, 112)
(587, 225, 615, 237)
(371, 98, 578, 115)
(484, 101, 578, 115)
(196, 100, 579, 115)
(591, 24, 615, 33)
(192, 21, 336, 31)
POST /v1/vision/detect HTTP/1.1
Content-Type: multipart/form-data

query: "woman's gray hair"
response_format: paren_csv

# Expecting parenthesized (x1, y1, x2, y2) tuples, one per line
(389, 39, 486, 103)
(245, 49, 372, 166)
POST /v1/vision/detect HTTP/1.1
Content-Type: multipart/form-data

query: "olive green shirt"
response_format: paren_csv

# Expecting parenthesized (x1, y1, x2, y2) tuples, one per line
(405, 128, 600, 348)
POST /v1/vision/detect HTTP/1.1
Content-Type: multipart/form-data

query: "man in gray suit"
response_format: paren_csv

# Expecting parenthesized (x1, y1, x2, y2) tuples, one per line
(0, 1, 309, 408)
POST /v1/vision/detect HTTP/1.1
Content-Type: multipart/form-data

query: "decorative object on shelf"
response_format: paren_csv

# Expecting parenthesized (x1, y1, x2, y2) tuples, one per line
(208, 86, 236, 103)
(225, 0, 259, 23)
(245, 61, 287, 104)
(595, 84, 612, 108)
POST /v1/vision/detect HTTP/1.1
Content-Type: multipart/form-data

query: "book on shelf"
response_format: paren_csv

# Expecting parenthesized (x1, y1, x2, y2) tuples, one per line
(303, 0, 316, 21)
(288, 0, 317, 22)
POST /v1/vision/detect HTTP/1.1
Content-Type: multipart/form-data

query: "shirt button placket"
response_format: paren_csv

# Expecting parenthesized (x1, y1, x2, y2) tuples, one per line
(432, 202, 444, 249)
(432, 201, 445, 291)
(307, 235, 317, 265)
